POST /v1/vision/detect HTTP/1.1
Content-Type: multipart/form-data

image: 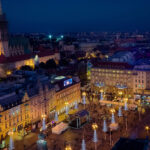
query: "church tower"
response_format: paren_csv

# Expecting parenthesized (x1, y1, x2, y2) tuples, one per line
(0, 0, 9, 57)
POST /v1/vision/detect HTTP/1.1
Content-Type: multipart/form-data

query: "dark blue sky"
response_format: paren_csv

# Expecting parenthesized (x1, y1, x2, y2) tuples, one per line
(3, 0, 150, 33)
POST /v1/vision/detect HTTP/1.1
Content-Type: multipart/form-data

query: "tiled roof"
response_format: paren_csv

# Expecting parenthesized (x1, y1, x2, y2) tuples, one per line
(0, 77, 54, 111)
(0, 92, 23, 111)
(0, 51, 57, 64)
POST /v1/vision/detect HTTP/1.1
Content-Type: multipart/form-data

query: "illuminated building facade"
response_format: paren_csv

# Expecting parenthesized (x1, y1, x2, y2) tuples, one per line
(52, 76, 81, 115)
(0, 79, 56, 141)
(91, 62, 150, 99)
(29, 82, 56, 123)
(0, 1, 60, 76)
(0, 75, 81, 141)
(0, 92, 30, 140)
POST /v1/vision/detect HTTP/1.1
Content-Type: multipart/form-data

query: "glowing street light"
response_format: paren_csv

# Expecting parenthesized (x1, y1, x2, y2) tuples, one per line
(118, 91, 123, 96)
(92, 123, 98, 130)
(6, 70, 12, 76)
(145, 126, 149, 135)
(82, 92, 86, 96)
(65, 145, 72, 150)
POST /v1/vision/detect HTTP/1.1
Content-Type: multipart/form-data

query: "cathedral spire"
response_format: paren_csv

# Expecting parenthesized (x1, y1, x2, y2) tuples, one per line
(0, 0, 3, 15)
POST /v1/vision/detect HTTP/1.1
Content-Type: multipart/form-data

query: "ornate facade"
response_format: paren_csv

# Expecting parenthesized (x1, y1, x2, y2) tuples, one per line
(91, 62, 150, 99)
(0, 1, 60, 76)
(0, 76, 81, 141)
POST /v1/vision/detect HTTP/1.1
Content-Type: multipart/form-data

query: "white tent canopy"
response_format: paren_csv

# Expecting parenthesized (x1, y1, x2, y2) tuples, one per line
(52, 122, 69, 135)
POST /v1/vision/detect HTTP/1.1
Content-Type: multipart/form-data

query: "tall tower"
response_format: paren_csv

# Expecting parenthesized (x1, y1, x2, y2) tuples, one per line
(0, 0, 9, 57)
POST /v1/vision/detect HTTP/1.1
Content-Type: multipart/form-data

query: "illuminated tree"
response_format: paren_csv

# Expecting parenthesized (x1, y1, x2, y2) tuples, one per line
(103, 119, 107, 133)
(81, 138, 86, 150)
(111, 110, 115, 124)
(54, 112, 58, 122)
(83, 95, 86, 105)
(118, 107, 122, 117)
(124, 101, 128, 111)
(75, 101, 78, 109)
(42, 115, 46, 131)
(8, 131, 14, 150)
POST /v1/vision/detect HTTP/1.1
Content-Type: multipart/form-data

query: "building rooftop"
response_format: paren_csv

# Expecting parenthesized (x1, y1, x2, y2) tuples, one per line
(0, 50, 57, 64)
(92, 61, 133, 70)
(0, 73, 54, 112)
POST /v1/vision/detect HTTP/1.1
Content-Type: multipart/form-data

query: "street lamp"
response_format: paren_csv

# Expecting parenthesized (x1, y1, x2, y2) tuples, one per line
(8, 131, 14, 150)
(118, 91, 123, 101)
(118, 91, 123, 95)
(145, 126, 149, 136)
(65, 145, 72, 150)
(92, 123, 98, 130)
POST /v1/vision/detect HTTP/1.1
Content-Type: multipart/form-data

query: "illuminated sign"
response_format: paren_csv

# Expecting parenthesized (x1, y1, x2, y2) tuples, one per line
(64, 78, 72, 86)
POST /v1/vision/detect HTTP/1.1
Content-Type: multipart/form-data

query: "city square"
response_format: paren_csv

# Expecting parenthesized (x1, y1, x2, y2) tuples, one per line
(6, 94, 150, 150)
(0, 0, 150, 150)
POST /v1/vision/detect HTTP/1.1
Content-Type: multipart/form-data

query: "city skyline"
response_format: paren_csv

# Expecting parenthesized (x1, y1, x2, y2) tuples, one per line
(3, 0, 150, 33)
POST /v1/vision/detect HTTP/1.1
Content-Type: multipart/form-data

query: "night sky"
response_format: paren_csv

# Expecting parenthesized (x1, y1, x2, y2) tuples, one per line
(3, 0, 150, 33)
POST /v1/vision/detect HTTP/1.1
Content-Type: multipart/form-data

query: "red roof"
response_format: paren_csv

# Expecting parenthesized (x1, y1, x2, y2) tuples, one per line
(0, 51, 57, 64)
